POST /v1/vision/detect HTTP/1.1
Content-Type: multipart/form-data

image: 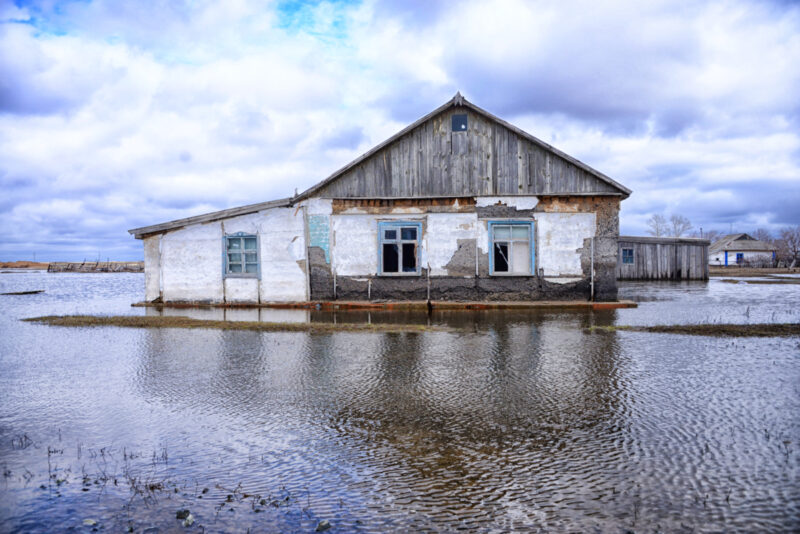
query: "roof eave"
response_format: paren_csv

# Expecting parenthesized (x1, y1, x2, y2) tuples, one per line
(128, 197, 293, 239)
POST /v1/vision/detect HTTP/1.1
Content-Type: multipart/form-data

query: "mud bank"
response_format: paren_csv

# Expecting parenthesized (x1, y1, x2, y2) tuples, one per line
(591, 323, 800, 337)
(22, 315, 443, 333)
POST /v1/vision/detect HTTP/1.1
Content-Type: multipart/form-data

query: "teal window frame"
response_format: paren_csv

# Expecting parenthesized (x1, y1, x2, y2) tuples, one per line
(488, 221, 536, 276)
(378, 221, 422, 276)
(622, 248, 634, 264)
(223, 232, 260, 279)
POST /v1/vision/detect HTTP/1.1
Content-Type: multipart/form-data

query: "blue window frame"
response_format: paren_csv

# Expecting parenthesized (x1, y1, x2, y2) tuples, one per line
(736, 252, 744, 264)
(488, 221, 535, 275)
(223, 232, 260, 279)
(378, 221, 422, 275)
(622, 248, 634, 264)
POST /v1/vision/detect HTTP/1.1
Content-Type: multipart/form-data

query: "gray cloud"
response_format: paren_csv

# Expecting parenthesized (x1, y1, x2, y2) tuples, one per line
(0, 0, 799, 260)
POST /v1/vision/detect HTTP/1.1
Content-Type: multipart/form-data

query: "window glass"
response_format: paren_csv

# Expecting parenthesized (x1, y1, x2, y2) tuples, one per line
(401, 243, 417, 272)
(384, 229, 397, 240)
(622, 248, 634, 264)
(512, 226, 529, 239)
(401, 227, 417, 240)
(494, 243, 509, 272)
(511, 242, 531, 274)
(494, 226, 511, 239)
(383, 243, 399, 272)
(225, 235, 259, 277)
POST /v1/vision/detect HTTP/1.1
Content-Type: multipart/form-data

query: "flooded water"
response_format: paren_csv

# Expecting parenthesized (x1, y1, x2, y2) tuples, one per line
(1, 272, 798, 532)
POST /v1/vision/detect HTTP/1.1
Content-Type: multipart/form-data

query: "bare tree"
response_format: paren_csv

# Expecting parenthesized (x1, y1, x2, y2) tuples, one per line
(703, 229, 721, 243)
(777, 226, 800, 264)
(669, 214, 692, 237)
(751, 228, 773, 243)
(646, 214, 668, 237)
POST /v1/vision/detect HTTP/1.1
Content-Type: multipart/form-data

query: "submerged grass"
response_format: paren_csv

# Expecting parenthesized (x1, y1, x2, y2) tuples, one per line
(590, 323, 800, 338)
(719, 278, 800, 285)
(22, 315, 444, 334)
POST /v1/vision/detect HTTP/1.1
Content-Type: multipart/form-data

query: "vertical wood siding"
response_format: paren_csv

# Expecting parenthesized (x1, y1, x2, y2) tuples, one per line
(315, 108, 621, 198)
(617, 239, 709, 280)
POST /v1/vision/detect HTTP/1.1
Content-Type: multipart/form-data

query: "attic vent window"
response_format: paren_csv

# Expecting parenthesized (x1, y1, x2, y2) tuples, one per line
(452, 114, 468, 132)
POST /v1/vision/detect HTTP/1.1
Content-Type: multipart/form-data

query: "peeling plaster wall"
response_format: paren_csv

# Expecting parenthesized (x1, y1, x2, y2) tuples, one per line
(143, 235, 161, 301)
(253, 208, 307, 302)
(426, 213, 478, 276)
(476, 196, 539, 210)
(536, 213, 596, 276)
(146, 194, 619, 303)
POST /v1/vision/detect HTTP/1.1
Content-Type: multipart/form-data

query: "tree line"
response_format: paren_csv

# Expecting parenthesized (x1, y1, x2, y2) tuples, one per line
(645, 214, 800, 264)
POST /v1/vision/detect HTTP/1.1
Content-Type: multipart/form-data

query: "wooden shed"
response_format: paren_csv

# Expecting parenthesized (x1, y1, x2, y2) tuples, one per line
(617, 236, 709, 280)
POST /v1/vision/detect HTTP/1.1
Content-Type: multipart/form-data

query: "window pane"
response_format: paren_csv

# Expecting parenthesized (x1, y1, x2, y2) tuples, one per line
(244, 237, 257, 250)
(401, 227, 417, 241)
(227, 238, 241, 250)
(494, 242, 509, 272)
(511, 242, 531, 274)
(244, 252, 257, 263)
(228, 253, 241, 263)
(494, 226, 511, 239)
(382, 243, 399, 272)
(383, 229, 397, 240)
(511, 226, 529, 239)
(245, 263, 258, 274)
(228, 263, 242, 273)
(402, 243, 417, 272)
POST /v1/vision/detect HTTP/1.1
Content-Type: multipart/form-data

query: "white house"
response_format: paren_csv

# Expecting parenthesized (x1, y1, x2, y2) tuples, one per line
(128, 94, 631, 304)
(709, 233, 776, 266)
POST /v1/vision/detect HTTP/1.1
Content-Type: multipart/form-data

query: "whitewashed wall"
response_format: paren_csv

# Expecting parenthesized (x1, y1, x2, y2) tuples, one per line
(709, 250, 773, 265)
(161, 222, 224, 302)
(150, 207, 306, 303)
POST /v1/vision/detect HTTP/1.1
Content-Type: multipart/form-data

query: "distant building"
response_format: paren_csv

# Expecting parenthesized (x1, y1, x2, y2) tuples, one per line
(617, 236, 709, 280)
(709, 233, 776, 266)
(128, 93, 632, 304)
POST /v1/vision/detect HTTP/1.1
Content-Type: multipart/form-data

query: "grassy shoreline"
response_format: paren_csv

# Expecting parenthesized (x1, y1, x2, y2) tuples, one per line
(22, 314, 442, 333)
(590, 323, 800, 337)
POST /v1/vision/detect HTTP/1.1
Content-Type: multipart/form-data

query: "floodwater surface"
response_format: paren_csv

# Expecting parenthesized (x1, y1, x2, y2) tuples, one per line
(0, 273, 798, 532)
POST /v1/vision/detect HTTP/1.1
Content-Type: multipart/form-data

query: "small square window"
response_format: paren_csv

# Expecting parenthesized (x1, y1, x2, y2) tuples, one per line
(224, 233, 260, 278)
(622, 248, 634, 264)
(452, 114, 468, 132)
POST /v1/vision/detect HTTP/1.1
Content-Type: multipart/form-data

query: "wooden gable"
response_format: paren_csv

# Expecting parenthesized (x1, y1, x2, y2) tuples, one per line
(300, 94, 630, 200)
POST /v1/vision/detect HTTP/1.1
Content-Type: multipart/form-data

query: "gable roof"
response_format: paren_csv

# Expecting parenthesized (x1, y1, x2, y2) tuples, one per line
(295, 92, 631, 200)
(709, 233, 776, 253)
(129, 93, 630, 239)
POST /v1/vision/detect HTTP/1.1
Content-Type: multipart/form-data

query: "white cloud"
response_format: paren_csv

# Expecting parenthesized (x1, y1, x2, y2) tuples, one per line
(0, 0, 799, 259)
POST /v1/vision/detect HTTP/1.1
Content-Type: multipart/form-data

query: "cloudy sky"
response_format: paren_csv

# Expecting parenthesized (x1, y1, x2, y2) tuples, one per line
(1, 0, 799, 261)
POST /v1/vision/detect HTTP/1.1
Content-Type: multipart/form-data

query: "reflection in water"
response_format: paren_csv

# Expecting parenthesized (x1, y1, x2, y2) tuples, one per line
(0, 273, 799, 532)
